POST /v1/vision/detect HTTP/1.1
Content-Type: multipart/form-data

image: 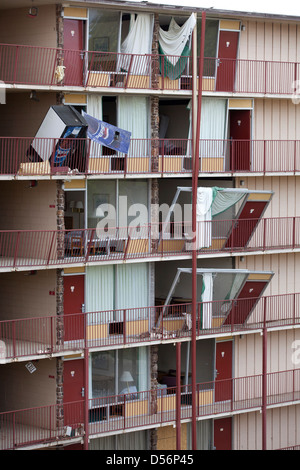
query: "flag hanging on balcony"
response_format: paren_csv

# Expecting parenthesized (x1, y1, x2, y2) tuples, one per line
(158, 14, 196, 80)
(82, 111, 131, 154)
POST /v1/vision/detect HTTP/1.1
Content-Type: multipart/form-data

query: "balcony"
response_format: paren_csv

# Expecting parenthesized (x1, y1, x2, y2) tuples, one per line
(0, 217, 298, 272)
(1, 43, 300, 96)
(0, 137, 300, 179)
(1, 368, 300, 449)
(0, 293, 299, 363)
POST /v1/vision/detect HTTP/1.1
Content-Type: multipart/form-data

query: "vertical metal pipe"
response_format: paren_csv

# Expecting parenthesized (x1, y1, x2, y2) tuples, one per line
(262, 300, 267, 450)
(83, 320, 89, 450)
(176, 342, 181, 450)
(191, 10, 206, 451)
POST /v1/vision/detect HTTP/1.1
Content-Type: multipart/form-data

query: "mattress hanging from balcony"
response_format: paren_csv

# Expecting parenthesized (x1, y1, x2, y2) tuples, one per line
(158, 14, 196, 80)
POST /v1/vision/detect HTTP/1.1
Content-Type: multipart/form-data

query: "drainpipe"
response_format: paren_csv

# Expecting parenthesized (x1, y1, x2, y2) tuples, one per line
(191, 10, 206, 451)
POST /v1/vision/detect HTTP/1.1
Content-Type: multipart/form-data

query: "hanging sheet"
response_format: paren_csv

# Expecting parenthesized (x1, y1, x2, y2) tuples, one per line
(201, 273, 213, 329)
(186, 187, 247, 250)
(159, 14, 196, 80)
(211, 190, 245, 217)
(118, 13, 154, 74)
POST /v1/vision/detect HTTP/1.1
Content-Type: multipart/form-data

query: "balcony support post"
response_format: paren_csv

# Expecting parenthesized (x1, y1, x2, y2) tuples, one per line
(191, 10, 206, 450)
(176, 342, 181, 450)
(83, 347, 89, 450)
(262, 306, 267, 450)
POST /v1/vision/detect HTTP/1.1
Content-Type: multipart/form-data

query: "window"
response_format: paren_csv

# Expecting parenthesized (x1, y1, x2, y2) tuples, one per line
(90, 347, 148, 398)
(197, 19, 219, 77)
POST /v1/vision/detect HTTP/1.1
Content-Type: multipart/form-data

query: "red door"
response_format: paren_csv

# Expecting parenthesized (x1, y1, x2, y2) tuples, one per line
(63, 359, 84, 428)
(223, 280, 268, 326)
(64, 275, 85, 341)
(215, 341, 232, 402)
(63, 19, 84, 86)
(216, 31, 239, 91)
(230, 109, 251, 171)
(214, 417, 232, 450)
(225, 200, 269, 249)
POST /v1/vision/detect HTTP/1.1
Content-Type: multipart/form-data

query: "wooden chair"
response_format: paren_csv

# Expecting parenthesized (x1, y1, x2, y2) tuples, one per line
(70, 236, 84, 256)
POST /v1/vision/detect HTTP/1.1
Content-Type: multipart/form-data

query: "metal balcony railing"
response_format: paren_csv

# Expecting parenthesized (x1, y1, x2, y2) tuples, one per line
(0, 217, 298, 270)
(0, 293, 299, 362)
(1, 137, 300, 178)
(1, 368, 300, 449)
(1, 43, 300, 95)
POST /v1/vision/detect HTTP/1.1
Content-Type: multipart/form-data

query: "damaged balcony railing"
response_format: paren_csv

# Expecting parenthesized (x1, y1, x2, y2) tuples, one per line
(1, 137, 300, 177)
(1, 369, 300, 449)
(0, 217, 298, 270)
(0, 293, 299, 362)
(1, 43, 300, 95)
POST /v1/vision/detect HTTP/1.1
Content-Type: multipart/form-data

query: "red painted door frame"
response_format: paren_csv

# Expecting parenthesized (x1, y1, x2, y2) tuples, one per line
(63, 19, 84, 86)
(215, 340, 233, 402)
(230, 109, 251, 171)
(216, 30, 239, 92)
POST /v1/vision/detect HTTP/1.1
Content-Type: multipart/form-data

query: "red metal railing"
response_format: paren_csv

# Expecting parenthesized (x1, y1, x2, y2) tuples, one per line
(0, 217, 298, 269)
(1, 43, 300, 95)
(0, 400, 84, 450)
(1, 369, 300, 449)
(1, 137, 300, 177)
(0, 293, 299, 361)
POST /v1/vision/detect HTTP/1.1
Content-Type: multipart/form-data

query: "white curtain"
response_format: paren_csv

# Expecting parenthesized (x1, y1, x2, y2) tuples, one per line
(86, 265, 114, 324)
(118, 96, 149, 157)
(119, 13, 154, 74)
(87, 95, 102, 119)
(187, 98, 227, 158)
(196, 187, 213, 249)
(87, 95, 103, 158)
(201, 273, 213, 329)
(116, 263, 149, 320)
(118, 96, 148, 138)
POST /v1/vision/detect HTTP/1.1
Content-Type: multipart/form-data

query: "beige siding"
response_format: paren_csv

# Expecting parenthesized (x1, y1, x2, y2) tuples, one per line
(0, 92, 57, 138)
(234, 405, 300, 450)
(0, 181, 57, 231)
(253, 99, 300, 140)
(236, 176, 300, 218)
(0, 270, 56, 322)
(237, 252, 300, 296)
(238, 20, 300, 62)
(0, 5, 57, 47)
(0, 359, 57, 412)
(235, 326, 300, 377)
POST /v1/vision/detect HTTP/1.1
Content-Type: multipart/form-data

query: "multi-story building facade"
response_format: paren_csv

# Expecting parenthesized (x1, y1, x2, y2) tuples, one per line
(0, 0, 299, 451)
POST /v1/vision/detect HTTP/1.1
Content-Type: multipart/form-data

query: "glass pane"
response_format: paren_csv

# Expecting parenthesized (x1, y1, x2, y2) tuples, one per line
(89, 9, 120, 53)
(198, 19, 219, 77)
(87, 180, 116, 229)
(119, 180, 148, 229)
(91, 350, 115, 397)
